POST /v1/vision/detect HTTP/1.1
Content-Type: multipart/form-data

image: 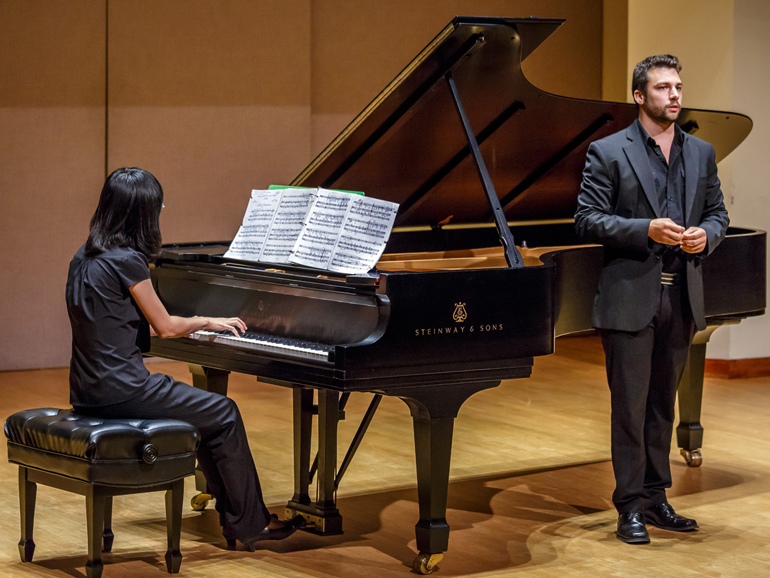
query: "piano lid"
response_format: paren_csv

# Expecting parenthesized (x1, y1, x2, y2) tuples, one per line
(291, 16, 752, 228)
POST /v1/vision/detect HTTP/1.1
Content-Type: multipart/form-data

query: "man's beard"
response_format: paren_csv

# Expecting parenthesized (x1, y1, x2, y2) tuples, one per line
(645, 101, 681, 124)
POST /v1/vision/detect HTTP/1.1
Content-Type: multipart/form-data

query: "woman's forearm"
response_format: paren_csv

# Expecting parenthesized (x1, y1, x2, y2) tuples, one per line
(130, 280, 246, 339)
(154, 315, 210, 339)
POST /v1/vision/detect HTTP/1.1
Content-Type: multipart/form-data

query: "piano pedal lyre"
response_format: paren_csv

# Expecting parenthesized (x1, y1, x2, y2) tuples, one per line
(283, 508, 335, 533)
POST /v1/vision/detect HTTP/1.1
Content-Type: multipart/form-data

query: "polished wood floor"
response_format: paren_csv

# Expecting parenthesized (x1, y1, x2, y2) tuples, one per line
(2, 335, 769, 577)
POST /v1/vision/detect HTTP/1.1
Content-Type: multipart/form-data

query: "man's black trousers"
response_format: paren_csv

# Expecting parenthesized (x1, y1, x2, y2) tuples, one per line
(75, 375, 272, 542)
(600, 284, 695, 514)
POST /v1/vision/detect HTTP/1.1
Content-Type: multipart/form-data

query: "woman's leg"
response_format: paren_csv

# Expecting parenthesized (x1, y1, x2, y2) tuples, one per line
(75, 375, 271, 541)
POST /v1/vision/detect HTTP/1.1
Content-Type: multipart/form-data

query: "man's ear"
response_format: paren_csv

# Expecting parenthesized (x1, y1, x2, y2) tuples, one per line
(633, 90, 645, 106)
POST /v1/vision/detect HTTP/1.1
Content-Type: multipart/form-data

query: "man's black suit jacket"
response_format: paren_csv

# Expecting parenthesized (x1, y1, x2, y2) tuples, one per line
(575, 121, 730, 332)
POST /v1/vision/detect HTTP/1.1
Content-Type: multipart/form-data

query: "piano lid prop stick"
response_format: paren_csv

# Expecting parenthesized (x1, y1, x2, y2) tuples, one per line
(445, 69, 524, 268)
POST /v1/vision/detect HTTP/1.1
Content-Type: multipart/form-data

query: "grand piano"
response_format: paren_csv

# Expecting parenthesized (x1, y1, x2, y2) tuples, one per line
(149, 16, 766, 573)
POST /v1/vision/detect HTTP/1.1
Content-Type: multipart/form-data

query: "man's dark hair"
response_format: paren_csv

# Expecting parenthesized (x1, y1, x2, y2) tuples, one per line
(86, 167, 164, 259)
(632, 54, 682, 96)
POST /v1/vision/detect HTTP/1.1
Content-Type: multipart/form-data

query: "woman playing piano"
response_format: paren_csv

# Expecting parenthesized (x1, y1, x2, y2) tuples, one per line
(66, 167, 304, 548)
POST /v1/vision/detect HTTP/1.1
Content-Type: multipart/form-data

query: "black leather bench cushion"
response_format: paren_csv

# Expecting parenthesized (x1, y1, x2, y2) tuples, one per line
(5, 409, 199, 486)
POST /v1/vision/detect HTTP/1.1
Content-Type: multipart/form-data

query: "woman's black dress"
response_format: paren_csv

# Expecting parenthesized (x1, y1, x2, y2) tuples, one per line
(66, 244, 271, 541)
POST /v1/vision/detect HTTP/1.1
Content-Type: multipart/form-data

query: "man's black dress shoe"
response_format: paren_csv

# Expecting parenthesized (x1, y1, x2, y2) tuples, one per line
(646, 502, 699, 532)
(616, 513, 650, 544)
(242, 514, 306, 551)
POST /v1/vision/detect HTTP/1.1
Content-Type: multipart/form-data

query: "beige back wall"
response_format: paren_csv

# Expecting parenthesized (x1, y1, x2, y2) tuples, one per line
(712, 0, 770, 360)
(1, 1, 603, 371)
(0, 1, 106, 371)
(627, 0, 735, 109)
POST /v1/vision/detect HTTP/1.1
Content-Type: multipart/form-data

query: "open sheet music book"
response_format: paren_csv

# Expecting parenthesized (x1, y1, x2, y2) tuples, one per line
(224, 187, 399, 274)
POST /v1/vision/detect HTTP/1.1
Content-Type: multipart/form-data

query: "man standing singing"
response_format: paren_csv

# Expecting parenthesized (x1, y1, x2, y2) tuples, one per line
(575, 55, 729, 544)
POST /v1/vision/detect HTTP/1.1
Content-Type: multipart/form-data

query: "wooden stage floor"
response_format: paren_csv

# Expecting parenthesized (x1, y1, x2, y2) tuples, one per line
(1, 335, 769, 577)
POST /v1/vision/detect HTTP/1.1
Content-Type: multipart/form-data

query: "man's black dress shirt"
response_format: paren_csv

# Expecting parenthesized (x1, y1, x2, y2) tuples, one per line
(636, 119, 686, 275)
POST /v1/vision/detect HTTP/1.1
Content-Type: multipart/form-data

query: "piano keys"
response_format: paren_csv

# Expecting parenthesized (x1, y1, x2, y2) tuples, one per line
(190, 330, 335, 362)
(149, 16, 765, 573)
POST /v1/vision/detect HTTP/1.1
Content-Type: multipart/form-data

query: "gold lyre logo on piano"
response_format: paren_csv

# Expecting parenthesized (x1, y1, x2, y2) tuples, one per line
(452, 302, 467, 323)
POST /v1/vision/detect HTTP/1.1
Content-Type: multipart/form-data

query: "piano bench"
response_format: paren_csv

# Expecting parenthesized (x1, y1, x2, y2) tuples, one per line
(4, 408, 199, 578)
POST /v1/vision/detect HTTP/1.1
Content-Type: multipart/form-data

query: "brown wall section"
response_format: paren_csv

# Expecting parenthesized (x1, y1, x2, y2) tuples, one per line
(310, 0, 603, 155)
(1, 1, 602, 370)
(108, 0, 312, 244)
(0, 1, 106, 371)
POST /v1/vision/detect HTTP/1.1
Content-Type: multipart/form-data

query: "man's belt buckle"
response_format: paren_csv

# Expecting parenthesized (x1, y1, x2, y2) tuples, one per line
(661, 272, 681, 286)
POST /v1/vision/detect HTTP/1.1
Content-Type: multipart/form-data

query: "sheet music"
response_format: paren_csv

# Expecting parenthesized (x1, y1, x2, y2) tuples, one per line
(289, 189, 353, 270)
(289, 188, 399, 274)
(224, 188, 314, 262)
(327, 194, 399, 274)
(223, 190, 282, 260)
(260, 188, 315, 264)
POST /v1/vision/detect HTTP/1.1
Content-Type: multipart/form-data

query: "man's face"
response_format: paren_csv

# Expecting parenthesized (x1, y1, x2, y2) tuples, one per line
(634, 67, 682, 125)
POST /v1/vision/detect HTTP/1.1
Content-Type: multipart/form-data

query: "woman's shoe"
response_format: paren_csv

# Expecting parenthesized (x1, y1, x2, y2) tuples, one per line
(242, 515, 306, 551)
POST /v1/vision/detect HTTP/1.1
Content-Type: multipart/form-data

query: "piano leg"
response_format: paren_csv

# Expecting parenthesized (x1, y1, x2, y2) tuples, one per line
(676, 325, 721, 467)
(188, 364, 230, 396)
(187, 365, 231, 508)
(394, 381, 500, 574)
(290, 386, 313, 508)
(286, 386, 344, 535)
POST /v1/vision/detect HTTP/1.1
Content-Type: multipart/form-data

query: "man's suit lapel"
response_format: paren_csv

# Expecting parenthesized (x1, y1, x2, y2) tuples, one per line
(623, 124, 661, 218)
(683, 134, 700, 225)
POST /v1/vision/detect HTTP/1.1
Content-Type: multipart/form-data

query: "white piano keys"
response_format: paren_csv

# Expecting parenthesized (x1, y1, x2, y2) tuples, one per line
(189, 330, 333, 361)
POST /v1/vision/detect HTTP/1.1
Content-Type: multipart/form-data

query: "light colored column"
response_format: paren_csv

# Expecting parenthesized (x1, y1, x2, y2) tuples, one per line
(711, 0, 770, 360)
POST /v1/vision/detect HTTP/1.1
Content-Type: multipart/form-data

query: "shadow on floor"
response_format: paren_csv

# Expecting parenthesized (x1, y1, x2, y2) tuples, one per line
(16, 459, 749, 578)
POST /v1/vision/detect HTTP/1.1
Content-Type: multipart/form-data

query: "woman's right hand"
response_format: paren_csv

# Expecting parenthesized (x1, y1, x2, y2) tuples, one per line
(130, 279, 249, 339)
(204, 317, 248, 336)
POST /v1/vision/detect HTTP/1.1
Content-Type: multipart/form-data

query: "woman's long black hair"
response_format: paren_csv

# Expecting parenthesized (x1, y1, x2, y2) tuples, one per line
(85, 168, 164, 259)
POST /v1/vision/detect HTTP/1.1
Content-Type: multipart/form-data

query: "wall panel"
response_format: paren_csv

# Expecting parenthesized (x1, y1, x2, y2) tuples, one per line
(107, 0, 312, 244)
(712, 0, 770, 360)
(0, 1, 106, 370)
(310, 0, 603, 155)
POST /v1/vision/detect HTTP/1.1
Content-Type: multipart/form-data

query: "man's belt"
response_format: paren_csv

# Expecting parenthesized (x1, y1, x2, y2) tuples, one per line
(661, 272, 683, 286)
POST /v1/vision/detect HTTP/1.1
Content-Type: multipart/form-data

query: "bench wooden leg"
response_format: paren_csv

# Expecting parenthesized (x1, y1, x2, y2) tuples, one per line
(18, 467, 36, 563)
(165, 479, 184, 573)
(103, 497, 114, 552)
(86, 486, 107, 578)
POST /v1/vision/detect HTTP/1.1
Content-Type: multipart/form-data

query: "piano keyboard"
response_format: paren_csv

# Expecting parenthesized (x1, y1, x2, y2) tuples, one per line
(189, 330, 334, 362)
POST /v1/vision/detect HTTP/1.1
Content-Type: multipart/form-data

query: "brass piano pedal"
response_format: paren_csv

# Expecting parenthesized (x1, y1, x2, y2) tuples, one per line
(285, 507, 343, 535)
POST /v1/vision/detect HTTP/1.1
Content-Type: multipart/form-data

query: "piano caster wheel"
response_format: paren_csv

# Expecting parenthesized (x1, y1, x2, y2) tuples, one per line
(413, 552, 443, 574)
(226, 538, 237, 550)
(191, 493, 212, 511)
(681, 448, 702, 468)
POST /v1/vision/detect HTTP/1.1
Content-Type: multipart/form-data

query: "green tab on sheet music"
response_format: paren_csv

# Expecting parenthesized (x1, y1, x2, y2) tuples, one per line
(268, 184, 365, 196)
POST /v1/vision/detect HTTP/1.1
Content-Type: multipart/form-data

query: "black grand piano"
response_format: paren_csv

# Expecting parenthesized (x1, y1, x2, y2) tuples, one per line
(149, 17, 766, 573)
